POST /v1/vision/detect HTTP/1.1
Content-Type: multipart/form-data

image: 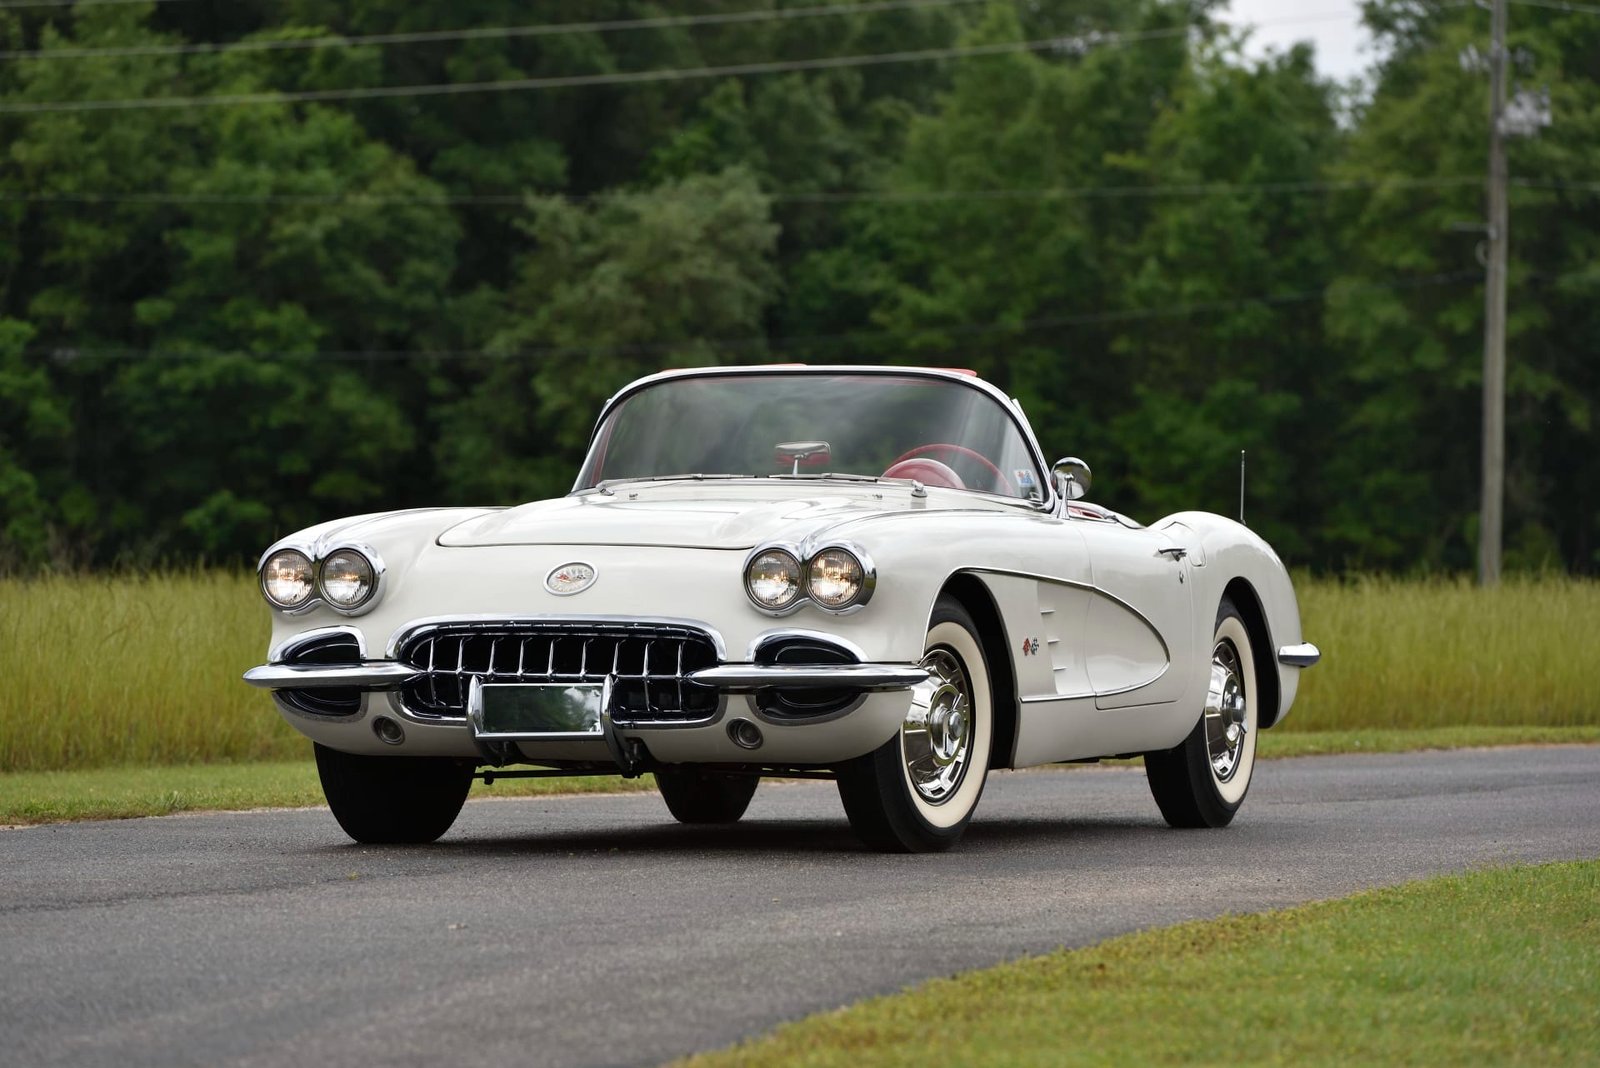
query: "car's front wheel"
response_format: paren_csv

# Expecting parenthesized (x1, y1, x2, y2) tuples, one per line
(1144, 597, 1259, 828)
(655, 768, 759, 824)
(314, 743, 474, 844)
(836, 596, 993, 852)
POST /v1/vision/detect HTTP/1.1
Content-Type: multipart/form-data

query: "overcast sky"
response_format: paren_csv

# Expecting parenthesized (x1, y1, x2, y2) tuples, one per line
(1220, 0, 1376, 82)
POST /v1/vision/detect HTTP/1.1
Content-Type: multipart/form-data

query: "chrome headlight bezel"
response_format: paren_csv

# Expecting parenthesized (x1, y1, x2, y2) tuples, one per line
(743, 541, 876, 616)
(744, 547, 803, 612)
(257, 542, 386, 617)
(318, 547, 379, 612)
(259, 548, 317, 610)
(806, 546, 872, 610)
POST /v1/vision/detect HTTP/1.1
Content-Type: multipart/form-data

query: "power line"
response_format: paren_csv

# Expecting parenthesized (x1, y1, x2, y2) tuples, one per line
(0, 14, 1359, 115)
(0, 0, 198, 8)
(33, 173, 1600, 209)
(1505, 0, 1600, 15)
(770, 176, 1492, 202)
(0, 175, 1499, 207)
(1513, 177, 1600, 191)
(0, 0, 988, 62)
(32, 269, 1482, 363)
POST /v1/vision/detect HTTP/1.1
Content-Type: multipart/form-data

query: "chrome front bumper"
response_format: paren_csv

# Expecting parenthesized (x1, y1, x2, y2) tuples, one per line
(243, 662, 418, 688)
(243, 660, 929, 693)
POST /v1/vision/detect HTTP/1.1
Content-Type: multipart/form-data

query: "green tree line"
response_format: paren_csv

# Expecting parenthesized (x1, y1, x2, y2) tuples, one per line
(0, 0, 1595, 572)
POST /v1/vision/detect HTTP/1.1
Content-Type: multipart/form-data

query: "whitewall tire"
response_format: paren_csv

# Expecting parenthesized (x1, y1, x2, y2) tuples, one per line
(836, 596, 993, 852)
(1144, 597, 1259, 828)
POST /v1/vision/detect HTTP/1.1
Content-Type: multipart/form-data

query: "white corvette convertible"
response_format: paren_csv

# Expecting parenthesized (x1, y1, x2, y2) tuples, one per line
(245, 365, 1319, 851)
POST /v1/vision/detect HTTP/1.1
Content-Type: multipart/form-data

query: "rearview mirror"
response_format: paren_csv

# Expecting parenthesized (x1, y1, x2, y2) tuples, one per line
(1052, 457, 1092, 501)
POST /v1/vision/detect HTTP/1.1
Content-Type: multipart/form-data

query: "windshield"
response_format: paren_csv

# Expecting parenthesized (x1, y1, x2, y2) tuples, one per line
(576, 372, 1046, 502)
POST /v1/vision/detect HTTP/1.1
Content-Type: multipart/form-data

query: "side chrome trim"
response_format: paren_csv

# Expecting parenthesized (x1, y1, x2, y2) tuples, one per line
(945, 566, 1174, 663)
(1278, 643, 1321, 668)
(1018, 664, 1172, 703)
(243, 662, 419, 689)
(688, 663, 929, 692)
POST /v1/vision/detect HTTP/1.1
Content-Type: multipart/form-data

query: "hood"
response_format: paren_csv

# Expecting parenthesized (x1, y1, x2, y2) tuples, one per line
(436, 483, 908, 550)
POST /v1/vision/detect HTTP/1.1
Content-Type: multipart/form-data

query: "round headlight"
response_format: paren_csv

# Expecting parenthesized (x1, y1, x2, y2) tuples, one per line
(746, 549, 801, 610)
(261, 549, 315, 609)
(808, 548, 865, 608)
(320, 549, 377, 610)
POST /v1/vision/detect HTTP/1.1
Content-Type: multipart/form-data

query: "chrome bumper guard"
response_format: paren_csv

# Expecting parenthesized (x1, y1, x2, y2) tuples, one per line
(1277, 643, 1322, 668)
(243, 662, 420, 688)
(244, 661, 928, 693)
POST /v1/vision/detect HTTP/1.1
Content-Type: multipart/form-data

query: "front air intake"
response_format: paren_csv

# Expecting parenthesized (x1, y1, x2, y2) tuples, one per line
(395, 621, 720, 725)
(278, 632, 363, 717)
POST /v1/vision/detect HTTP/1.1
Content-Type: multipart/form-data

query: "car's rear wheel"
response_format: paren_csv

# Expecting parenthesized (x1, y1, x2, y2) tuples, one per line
(655, 768, 759, 824)
(1144, 597, 1259, 828)
(314, 743, 474, 844)
(836, 596, 993, 852)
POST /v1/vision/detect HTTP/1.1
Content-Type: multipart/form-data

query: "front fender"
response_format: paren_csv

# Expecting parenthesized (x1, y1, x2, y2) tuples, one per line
(1165, 511, 1310, 727)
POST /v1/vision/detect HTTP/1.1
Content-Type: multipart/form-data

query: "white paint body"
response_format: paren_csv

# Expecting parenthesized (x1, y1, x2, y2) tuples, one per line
(251, 367, 1312, 771)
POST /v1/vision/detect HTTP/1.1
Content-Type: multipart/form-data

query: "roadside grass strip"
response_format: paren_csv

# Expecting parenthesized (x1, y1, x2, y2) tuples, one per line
(679, 860, 1600, 1067)
(1, 727, 1595, 826)
(1255, 724, 1600, 757)
(0, 760, 647, 826)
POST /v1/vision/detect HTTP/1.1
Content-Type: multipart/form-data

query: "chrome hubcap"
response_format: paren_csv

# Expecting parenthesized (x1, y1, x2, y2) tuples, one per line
(1205, 641, 1248, 783)
(903, 648, 971, 804)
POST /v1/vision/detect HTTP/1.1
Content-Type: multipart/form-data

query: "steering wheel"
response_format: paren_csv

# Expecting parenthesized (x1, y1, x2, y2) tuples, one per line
(888, 444, 1013, 495)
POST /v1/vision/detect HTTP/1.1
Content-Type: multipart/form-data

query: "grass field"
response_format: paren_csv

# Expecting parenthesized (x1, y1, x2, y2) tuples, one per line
(1, 572, 1597, 773)
(0, 572, 293, 771)
(679, 859, 1600, 1067)
(1288, 573, 1600, 730)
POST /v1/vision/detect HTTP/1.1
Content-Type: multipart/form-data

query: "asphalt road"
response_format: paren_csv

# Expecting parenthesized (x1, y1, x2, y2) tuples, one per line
(2, 746, 1598, 1068)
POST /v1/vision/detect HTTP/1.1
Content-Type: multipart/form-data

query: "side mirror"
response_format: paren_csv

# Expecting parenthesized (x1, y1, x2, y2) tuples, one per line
(1052, 457, 1092, 501)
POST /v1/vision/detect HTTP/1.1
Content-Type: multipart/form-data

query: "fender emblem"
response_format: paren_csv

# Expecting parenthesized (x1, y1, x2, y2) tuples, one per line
(1021, 638, 1041, 656)
(545, 562, 597, 595)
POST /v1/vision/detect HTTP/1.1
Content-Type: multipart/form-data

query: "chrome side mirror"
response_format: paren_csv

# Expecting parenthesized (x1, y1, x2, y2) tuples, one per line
(1052, 457, 1091, 501)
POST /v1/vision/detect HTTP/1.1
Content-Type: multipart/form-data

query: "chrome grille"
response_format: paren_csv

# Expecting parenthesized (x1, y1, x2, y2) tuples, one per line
(395, 621, 720, 724)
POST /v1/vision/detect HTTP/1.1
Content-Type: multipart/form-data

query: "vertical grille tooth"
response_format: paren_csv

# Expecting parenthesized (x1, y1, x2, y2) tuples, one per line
(397, 623, 719, 723)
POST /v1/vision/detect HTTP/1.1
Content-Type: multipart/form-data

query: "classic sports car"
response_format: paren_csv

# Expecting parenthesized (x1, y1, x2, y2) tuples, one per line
(245, 365, 1319, 852)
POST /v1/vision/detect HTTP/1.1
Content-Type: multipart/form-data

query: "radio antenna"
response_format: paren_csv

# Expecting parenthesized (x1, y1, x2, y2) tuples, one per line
(1239, 450, 1246, 526)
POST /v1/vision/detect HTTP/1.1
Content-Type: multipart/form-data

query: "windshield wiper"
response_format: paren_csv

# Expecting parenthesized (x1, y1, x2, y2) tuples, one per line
(594, 474, 751, 493)
(768, 472, 881, 483)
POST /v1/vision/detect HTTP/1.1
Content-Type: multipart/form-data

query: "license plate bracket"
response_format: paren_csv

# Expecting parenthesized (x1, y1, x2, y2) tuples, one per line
(467, 678, 608, 739)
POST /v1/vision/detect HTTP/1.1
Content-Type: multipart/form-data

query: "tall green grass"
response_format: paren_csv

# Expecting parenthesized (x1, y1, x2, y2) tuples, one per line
(1, 573, 1596, 772)
(0, 572, 293, 772)
(1288, 574, 1600, 730)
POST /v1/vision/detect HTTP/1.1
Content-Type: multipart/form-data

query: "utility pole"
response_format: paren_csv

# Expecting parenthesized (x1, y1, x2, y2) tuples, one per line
(1479, 0, 1508, 587)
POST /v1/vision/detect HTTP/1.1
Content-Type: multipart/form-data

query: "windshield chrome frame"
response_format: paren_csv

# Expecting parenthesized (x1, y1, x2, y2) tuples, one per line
(573, 365, 1057, 513)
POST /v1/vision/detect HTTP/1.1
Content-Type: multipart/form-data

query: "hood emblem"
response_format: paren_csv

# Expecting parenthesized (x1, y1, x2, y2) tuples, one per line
(545, 562, 597, 596)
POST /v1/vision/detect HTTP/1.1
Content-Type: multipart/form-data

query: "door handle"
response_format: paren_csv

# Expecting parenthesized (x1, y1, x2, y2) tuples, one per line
(1156, 546, 1188, 561)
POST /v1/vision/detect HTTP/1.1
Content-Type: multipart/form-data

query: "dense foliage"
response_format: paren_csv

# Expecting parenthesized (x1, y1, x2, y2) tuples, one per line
(0, 0, 1594, 572)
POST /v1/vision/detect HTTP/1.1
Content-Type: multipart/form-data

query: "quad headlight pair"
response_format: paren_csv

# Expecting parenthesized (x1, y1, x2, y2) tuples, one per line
(745, 545, 874, 613)
(260, 547, 381, 613)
